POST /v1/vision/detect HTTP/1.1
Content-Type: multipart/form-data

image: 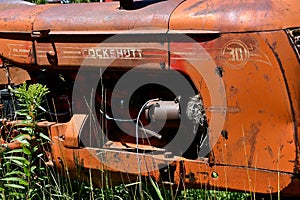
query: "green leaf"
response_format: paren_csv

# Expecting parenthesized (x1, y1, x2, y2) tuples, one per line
(4, 183, 25, 189)
(124, 182, 141, 187)
(8, 192, 25, 199)
(1, 177, 25, 182)
(4, 156, 27, 161)
(15, 111, 28, 116)
(21, 140, 30, 146)
(6, 156, 30, 166)
(19, 179, 29, 186)
(5, 171, 26, 177)
(149, 177, 164, 200)
(11, 134, 30, 142)
(38, 132, 51, 141)
(4, 149, 24, 154)
(10, 160, 24, 167)
(30, 166, 37, 173)
(22, 146, 31, 155)
(18, 127, 33, 133)
(24, 167, 30, 177)
(27, 188, 34, 198)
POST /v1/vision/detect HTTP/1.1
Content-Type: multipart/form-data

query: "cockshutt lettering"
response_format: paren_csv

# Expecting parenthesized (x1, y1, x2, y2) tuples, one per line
(83, 48, 143, 59)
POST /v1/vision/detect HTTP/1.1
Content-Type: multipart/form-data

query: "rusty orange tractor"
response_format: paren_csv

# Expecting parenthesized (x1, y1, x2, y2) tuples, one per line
(0, 0, 299, 197)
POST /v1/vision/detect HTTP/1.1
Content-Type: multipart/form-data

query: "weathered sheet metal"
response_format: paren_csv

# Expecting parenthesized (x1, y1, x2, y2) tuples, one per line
(0, 0, 299, 197)
(33, 0, 184, 32)
(170, 0, 300, 32)
(0, 67, 30, 86)
(170, 30, 298, 172)
(0, 4, 55, 32)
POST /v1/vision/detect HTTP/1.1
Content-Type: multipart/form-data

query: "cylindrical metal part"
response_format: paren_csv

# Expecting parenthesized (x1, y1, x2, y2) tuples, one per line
(145, 101, 180, 121)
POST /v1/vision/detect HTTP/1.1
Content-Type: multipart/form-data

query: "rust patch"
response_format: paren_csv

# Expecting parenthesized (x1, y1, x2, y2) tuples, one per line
(247, 123, 261, 167)
(266, 146, 274, 158)
(184, 0, 207, 12)
(229, 85, 239, 97)
(0, 67, 30, 86)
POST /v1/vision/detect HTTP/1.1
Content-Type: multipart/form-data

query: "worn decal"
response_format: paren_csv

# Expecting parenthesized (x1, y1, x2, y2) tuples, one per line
(8, 44, 31, 58)
(222, 40, 250, 69)
(36, 46, 143, 59)
(221, 39, 271, 69)
(83, 48, 143, 59)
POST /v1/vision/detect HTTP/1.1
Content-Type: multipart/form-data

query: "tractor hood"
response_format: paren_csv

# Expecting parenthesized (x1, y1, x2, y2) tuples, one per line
(170, 0, 300, 32)
(0, 0, 299, 34)
(0, 0, 184, 34)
